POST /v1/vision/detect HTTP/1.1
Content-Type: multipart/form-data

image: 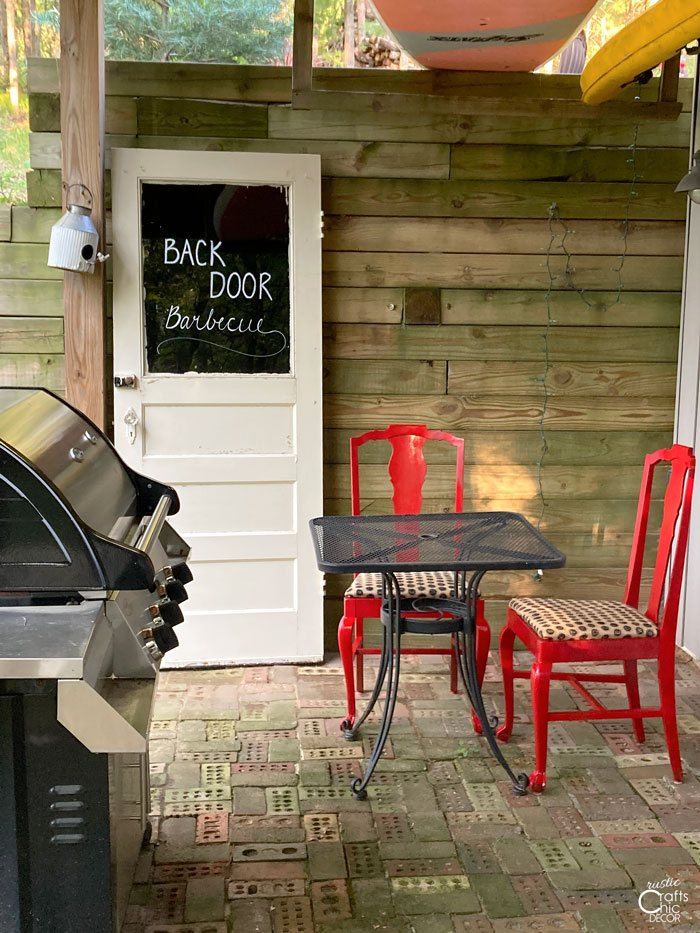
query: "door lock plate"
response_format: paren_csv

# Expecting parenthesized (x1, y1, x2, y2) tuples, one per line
(114, 374, 138, 388)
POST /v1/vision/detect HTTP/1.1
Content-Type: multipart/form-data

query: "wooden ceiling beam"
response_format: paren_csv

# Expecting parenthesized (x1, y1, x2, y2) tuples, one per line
(292, 0, 314, 101)
(291, 87, 682, 121)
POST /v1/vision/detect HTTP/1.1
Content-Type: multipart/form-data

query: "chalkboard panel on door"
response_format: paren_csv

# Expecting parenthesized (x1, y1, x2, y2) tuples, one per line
(142, 182, 291, 375)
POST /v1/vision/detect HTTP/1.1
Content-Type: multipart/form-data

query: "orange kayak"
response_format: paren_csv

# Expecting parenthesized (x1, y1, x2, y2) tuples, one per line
(370, 0, 603, 71)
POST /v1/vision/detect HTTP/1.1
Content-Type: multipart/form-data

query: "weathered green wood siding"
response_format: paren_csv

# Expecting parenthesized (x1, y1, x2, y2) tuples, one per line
(4, 59, 690, 642)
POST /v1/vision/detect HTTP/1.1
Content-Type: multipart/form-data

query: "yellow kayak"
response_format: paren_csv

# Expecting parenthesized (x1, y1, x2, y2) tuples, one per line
(581, 0, 700, 105)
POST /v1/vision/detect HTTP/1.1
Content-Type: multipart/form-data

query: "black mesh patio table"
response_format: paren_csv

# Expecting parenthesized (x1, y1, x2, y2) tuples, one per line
(309, 511, 566, 797)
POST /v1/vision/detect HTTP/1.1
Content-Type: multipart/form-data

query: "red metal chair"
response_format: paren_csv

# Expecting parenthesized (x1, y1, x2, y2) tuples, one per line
(497, 444, 695, 792)
(338, 424, 491, 733)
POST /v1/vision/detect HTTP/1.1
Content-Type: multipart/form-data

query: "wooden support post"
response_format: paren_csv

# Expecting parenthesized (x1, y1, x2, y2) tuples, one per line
(59, 0, 106, 428)
(659, 51, 681, 103)
(292, 0, 314, 107)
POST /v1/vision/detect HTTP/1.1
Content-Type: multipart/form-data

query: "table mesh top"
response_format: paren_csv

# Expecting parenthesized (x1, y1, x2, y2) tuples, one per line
(310, 512, 566, 573)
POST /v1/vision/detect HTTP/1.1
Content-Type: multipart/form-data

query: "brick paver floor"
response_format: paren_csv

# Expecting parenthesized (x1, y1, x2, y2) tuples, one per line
(124, 648, 700, 932)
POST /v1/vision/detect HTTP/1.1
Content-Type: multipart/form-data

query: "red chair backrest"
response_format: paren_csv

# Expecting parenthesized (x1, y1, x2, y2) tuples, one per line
(350, 424, 465, 516)
(623, 444, 695, 644)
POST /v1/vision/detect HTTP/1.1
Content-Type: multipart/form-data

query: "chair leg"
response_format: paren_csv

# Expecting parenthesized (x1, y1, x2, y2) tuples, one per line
(471, 607, 491, 734)
(496, 624, 516, 743)
(623, 659, 645, 744)
(658, 653, 683, 783)
(338, 616, 357, 731)
(529, 660, 552, 793)
(356, 619, 365, 693)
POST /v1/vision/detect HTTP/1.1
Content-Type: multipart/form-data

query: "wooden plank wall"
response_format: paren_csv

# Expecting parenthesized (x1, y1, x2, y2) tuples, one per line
(9, 59, 691, 642)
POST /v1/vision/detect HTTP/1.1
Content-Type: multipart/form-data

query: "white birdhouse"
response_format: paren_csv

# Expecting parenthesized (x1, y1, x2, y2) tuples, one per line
(47, 194, 108, 274)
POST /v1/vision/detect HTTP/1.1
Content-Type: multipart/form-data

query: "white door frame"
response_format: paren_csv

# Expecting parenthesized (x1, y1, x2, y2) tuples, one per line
(675, 70, 700, 657)
(111, 148, 324, 665)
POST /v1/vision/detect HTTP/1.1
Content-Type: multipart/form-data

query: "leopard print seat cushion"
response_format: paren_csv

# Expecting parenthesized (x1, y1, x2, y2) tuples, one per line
(509, 598, 658, 641)
(345, 571, 455, 599)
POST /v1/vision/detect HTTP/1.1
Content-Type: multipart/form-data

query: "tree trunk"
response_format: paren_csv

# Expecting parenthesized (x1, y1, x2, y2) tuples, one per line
(27, 0, 37, 55)
(5, 0, 19, 108)
(21, 0, 31, 60)
(0, 0, 9, 87)
(357, 0, 365, 36)
(344, 0, 354, 67)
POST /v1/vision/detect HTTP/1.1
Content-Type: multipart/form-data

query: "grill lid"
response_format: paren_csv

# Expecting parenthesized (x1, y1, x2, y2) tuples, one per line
(0, 387, 180, 593)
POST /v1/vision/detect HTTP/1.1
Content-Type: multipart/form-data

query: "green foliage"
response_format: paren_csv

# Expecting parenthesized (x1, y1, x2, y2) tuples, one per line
(35, 0, 292, 64)
(0, 94, 29, 204)
(104, 0, 291, 64)
(586, 0, 652, 55)
(24, 2, 61, 59)
(314, 0, 344, 67)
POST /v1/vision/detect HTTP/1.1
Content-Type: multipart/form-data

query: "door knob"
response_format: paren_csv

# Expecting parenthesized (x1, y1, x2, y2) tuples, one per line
(123, 407, 138, 445)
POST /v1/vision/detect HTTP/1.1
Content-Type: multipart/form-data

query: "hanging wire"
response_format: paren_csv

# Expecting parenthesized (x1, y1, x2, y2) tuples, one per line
(533, 124, 641, 570)
(612, 122, 640, 306)
(549, 204, 597, 311)
(546, 123, 640, 313)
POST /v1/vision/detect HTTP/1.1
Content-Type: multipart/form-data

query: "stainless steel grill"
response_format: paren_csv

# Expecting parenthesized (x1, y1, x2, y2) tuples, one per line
(0, 387, 193, 933)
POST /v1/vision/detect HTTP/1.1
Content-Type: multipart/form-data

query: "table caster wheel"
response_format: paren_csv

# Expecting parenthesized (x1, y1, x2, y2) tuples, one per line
(341, 719, 358, 741)
(512, 773, 530, 797)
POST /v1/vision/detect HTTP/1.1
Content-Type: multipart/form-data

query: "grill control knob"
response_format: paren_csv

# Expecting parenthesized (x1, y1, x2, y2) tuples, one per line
(166, 562, 193, 585)
(140, 620, 179, 656)
(150, 600, 183, 627)
(161, 579, 188, 604)
(151, 622, 179, 654)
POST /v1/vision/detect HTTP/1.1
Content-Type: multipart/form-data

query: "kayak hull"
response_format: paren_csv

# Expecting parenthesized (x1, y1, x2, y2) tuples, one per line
(581, 0, 700, 105)
(370, 0, 602, 71)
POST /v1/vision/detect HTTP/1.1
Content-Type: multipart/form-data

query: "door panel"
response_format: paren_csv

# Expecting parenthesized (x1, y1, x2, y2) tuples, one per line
(174, 484, 294, 532)
(142, 404, 295, 456)
(187, 560, 295, 610)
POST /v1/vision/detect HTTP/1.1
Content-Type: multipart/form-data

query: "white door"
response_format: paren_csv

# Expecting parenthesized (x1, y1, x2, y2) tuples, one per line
(111, 149, 323, 665)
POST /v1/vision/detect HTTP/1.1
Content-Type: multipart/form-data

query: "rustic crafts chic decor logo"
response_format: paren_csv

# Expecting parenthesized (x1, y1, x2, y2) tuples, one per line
(638, 877, 689, 924)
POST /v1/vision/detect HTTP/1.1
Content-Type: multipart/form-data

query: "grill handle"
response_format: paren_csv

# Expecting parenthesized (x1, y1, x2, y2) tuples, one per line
(135, 494, 173, 558)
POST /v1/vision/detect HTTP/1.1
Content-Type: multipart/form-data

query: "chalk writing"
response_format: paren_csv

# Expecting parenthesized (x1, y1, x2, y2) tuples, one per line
(210, 271, 273, 301)
(158, 305, 287, 357)
(163, 239, 226, 267)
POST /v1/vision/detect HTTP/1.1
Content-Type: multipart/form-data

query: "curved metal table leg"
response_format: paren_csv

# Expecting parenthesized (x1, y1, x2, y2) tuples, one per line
(342, 595, 392, 741)
(456, 571, 529, 796)
(350, 572, 402, 800)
